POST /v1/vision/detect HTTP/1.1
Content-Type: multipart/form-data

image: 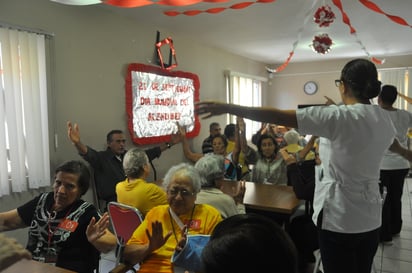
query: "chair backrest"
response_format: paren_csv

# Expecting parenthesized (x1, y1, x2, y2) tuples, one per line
(108, 201, 144, 245)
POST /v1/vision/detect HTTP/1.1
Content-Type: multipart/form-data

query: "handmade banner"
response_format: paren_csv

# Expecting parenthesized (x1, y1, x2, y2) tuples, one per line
(126, 63, 200, 145)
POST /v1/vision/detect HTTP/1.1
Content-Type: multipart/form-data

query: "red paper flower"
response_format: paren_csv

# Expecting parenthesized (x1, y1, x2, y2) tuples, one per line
(311, 34, 333, 54)
(314, 5, 336, 27)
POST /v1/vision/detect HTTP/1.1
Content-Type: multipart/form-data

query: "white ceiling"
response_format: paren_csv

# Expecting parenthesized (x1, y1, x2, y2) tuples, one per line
(98, 0, 412, 65)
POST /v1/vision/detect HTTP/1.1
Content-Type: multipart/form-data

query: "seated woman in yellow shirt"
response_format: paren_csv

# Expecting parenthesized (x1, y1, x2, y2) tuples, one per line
(123, 163, 222, 273)
(116, 147, 167, 216)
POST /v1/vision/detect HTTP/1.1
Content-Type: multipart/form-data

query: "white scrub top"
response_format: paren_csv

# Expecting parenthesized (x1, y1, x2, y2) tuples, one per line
(297, 104, 396, 233)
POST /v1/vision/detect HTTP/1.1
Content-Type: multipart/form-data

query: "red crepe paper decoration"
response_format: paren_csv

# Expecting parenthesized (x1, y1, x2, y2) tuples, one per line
(359, 0, 411, 27)
(311, 34, 333, 55)
(156, 37, 178, 70)
(164, 0, 275, 16)
(265, 51, 294, 74)
(331, 0, 356, 33)
(359, 0, 412, 28)
(104, 0, 230, 8)
(104, 0, 153, 8)
(331, 0, 386, 64)
(314, 5, 336, 27)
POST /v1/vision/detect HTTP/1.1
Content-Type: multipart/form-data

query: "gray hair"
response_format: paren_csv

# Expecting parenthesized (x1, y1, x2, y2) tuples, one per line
(122, 147, 149, 178)
(283, 129, 300, 145)
(162, 163, 202, 193)
(194, 154, 225, 187)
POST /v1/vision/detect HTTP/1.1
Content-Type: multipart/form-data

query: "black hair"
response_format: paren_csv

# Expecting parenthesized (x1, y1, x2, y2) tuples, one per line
(54, 160, 90, 196)
(202, 213, 298, 273)
(257, 133, 279, 158)
(211, 134, 228, 148)
(106, 129, 123, 143)
(379, 85, 398, 105)
(209, 122, 220, 130)
(340, 58, 381, 101)
(223, 123, 236, 139)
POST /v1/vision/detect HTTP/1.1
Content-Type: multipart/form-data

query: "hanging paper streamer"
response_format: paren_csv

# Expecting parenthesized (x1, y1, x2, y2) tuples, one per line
(351, 32, 385, 64)
(104, 0, 230, 8)
(331, 0, 384, 64)
(314, 5, 336, 27)
(265, 0, 320, 73)
(50, 0, 101, 4)
(164, 0, 275, 16)
(358, 0, 412, 28)
(331, 0, 356, 33)
(265, 52, 294, 73)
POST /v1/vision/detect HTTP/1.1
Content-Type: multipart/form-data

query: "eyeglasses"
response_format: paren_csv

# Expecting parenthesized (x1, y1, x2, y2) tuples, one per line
(334, 79, 343, 87)
(168, 188, 195, 197)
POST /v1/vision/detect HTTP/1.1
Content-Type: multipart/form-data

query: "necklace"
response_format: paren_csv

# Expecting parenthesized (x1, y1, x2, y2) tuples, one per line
(168, 205, 196, 243)
(47, 204, 74, 248)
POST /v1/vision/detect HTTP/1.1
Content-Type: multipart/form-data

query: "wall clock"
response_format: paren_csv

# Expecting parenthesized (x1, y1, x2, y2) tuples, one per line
(303, 81, 318, 95)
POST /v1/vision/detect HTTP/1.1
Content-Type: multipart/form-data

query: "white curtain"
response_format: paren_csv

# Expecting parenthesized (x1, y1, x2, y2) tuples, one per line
(225, 71, 263, 140)
(379, 68, 411, 111)
(0, 27, 50, 196)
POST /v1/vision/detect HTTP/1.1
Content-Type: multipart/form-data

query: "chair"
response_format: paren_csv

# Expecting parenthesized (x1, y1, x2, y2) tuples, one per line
(107, 202, 144, 273)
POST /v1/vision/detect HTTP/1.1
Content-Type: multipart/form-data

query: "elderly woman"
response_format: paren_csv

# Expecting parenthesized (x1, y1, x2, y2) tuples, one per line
(0, 160, 117, 273)
(124, 163, 222, 273)
(116, 147, 167, 216)
(194, 154, 246, 218)
(282, 129, 316, 161)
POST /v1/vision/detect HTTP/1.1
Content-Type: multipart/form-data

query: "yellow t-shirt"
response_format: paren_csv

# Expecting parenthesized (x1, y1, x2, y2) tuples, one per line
(116, 178, 167, 216)
(284, 143, 315, 161)
(226, 140, 249, 175)
(127, 204, 222, 273)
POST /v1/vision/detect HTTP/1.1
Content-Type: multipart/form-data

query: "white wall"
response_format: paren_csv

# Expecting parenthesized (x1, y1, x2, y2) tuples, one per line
(266, 57, 412, 109)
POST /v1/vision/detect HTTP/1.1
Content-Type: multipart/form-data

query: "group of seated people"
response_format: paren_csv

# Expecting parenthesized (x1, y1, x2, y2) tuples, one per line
(183, 117, 318, 187)
(0, 158, 300, 273)
(0, 119, 317, 273)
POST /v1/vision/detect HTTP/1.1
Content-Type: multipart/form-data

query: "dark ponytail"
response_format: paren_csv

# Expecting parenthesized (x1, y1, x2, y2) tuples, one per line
(340, 59, 381, 100)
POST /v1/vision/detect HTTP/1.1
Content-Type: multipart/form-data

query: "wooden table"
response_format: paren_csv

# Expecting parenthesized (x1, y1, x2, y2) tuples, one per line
(3, 259, 76, 273)
(220, 181, 301, 214)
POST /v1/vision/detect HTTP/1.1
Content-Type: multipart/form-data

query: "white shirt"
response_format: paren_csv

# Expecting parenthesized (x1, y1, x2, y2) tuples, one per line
(195, 187, 245, 218)
(297, 104, 396, 233)
(380, 109, 412, 170)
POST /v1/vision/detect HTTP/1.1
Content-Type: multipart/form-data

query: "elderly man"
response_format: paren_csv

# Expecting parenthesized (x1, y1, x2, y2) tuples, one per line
(67, 121, 180, 209)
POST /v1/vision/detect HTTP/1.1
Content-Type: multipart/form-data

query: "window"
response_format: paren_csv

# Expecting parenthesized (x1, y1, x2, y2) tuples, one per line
(0, 25, 51, 196)
(378, 68, 411, 111)
(225, 71, 265, 140)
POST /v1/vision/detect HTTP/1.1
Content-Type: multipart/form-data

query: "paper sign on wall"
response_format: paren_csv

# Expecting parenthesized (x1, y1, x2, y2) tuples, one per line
(126, 63, 200, 145)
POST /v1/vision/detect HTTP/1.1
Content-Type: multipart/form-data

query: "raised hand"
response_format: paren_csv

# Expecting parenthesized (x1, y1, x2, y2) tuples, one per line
(195, 101, 229, 119)
(86, 212, 110, 243)
(146, 221, 172, 253)
(67, 121, 81, 144)
(323, 96, 337, 106)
